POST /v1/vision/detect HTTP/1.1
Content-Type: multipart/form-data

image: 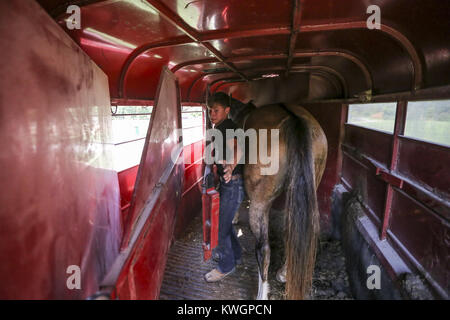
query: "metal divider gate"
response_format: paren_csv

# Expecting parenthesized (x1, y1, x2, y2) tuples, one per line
(101, 67, 184, 299)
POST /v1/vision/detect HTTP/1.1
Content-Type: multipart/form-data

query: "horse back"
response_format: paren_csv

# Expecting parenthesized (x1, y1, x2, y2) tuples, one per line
(245, 103, 328, 189)
(244, 104, 291, 130)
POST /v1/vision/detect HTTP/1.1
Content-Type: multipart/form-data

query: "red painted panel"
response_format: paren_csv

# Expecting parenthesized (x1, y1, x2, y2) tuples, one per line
(35, 0, 450, 103)
(163, 0, 291, 32)
(0, 0, 121, 299)
(400, 182, 449, 221)
(397, 137, 450, 197)
(300, 0, 450, 88)
(344, 124, 393, 167)
(208, 35, 289, 57)
(53, 0, 186, 98)
(174, 148, 203, 239)
(115, 141, 204, 242)
(117, 165, 139, 229)
(389, 190, 449, 290)
(173, 183, 202, 239)
(233, 59, 289, 70)
(118, 165, 139, 209)
(193, 72, 237, 101)
(177, 62, 224, 100)
(113, 67, 183, 299)
(77, 36, 129, 99)
(297, 28, 413, 93)
(183, 140, 205, 168)
(342, 154, 387, 223)
(114, 166, 183, 299)
(301, 55, 367, 97)
(183, 162, 203, 194)
(122, 68, 182, 243)
(303, 103, 345, 233)
(125, 44, 214, 99)
(66, 0, 185, 46)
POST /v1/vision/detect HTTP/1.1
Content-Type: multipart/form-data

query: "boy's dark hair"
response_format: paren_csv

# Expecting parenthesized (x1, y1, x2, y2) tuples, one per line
(208, 92, 231, 109)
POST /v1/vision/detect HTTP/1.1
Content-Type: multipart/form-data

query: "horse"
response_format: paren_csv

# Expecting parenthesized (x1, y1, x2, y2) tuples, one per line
(226, 96, 328, 300)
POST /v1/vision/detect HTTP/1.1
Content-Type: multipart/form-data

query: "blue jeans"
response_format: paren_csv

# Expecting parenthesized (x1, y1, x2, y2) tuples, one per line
(217, 177, 245, 273)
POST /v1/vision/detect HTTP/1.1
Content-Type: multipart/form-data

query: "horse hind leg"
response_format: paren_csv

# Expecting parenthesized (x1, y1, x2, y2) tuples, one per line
(248, 201, 271, 300)
(233, 198, 249, 224)
(276, 262, 287, 283)
(232, 211, 240, 225)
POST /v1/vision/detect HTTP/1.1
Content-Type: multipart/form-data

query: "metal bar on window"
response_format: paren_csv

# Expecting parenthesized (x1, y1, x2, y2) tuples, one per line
(380, 100, 408, 240)
(114, 137, 146, 146)
(182, 124, 203, 130)
(112, 113, 152, 116)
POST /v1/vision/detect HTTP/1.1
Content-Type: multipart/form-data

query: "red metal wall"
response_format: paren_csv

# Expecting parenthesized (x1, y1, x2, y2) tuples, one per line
(111, 68, 184, 299)
(303, 102, 346, 234)
(340, 103, 449, 297)
(174, 140, 204, 239)
(0, 0, 121, 299)
(117, 140, 204, 241)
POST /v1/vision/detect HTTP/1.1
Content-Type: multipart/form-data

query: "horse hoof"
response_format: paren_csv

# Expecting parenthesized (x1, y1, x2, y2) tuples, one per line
(256, 291, 269, 300)
(276, 269, 286, 283)
(256, 292, 269, 300)
(257, 280, 270, 300)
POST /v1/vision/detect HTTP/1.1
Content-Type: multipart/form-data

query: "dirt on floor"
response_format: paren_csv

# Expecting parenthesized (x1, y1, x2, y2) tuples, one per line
(264, 201, 353, 300)
(160, 200, 353, 300)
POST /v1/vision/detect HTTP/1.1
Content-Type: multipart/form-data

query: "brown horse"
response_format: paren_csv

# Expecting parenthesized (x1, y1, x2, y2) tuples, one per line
(228, 98, 328, 300)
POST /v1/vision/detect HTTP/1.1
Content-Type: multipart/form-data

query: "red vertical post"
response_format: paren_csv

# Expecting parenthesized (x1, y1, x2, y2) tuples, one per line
(337, 104, 349, 180)
(380, 101, 407, 239)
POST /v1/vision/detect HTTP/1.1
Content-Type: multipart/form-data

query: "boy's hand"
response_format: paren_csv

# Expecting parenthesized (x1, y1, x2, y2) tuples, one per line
(223, 165, 233, 183)
(217, 160, 233, 183)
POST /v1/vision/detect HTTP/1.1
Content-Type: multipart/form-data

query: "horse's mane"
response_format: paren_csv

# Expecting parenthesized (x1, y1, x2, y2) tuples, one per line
(228, 96, 256, 127)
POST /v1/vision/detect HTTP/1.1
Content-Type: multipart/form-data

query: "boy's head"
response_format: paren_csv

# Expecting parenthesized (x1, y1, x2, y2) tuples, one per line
(208, 92, 231, 125)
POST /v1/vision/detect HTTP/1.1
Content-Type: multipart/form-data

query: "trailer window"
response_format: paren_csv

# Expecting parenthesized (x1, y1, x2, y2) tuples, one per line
(347, 103, 397, 133)
(182, 106, 203, 146)
(404, 100, 450, 146)
(112, 105, 152, 171)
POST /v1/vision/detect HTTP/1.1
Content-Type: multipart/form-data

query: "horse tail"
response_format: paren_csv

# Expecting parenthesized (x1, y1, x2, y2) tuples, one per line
(282, 109, 320, 300)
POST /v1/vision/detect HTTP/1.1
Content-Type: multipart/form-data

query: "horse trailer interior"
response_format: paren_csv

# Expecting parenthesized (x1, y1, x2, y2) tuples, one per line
(0, 0, 448, 300)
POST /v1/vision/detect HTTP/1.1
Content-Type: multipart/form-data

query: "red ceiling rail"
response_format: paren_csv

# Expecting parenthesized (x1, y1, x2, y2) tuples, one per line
(189, 64, 348, 101)
(116, 22, 420, 99)
(300, 21, 423, 91)
(291, 65, 348, 97)
(209, 70, 344, 99)
(171, 54, 287, 73)
(294, 51, 372, 91)
(112, 8, 420, 99)
(111, 98, 155, 106)
(189, 68, 343, 102)
(199, 27, 291, 42)
(171, 50, 373, 91)
(209, 77, 245, 92)
(211, 71, 342, 99)
(144, 0, 248, 82)
(118, 36, 193, 98)
(286, 0, 304, 75)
